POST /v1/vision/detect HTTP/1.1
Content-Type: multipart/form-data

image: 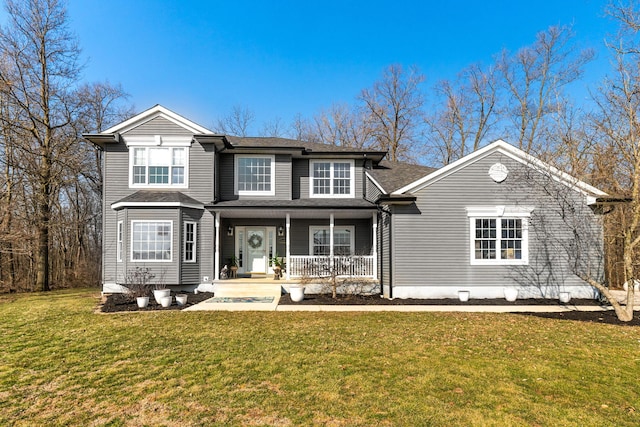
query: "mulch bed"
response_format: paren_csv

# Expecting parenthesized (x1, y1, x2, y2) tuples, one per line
(100, 292, 214, 313)
(100, 292, 640, 325)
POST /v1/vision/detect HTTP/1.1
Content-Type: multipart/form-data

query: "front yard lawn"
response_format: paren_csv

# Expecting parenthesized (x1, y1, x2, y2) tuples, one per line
(1, 289, 639, 426)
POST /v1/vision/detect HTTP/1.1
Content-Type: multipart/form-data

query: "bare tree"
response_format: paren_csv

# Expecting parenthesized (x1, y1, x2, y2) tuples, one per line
(0, 0, 82, 291)
(497, 25, 594, 154)
(260, 116, 285, 138)
(359, 64, 425, 162)
(306, 103, 374, 148)
(215, 104, 255, 137)
(424, 63, 498, 165)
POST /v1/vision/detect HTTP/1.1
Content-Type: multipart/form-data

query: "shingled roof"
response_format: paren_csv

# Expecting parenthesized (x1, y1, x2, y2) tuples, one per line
(367, 160, 437, 193)
(111, 191, 204, 209)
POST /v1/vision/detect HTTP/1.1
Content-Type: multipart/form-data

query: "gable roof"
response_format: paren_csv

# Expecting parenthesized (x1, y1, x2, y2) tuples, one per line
(102, 105, 213, 135)
(392, 140, 607, 200)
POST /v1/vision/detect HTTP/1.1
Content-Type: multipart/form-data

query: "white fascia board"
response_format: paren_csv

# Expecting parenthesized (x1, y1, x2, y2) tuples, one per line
(111, 201, 204, 210)
(392, 140, 608, 198)
(102, 105, 213, 135)
(364, 171, 387, 194)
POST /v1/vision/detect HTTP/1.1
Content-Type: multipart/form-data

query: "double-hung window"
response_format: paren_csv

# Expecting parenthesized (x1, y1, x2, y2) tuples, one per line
(131, 147, 187, 187)
(183, 222, 196, 263)
(235, 155, 275, 196)
(131, 221, 172, 261)
(309, 226, 354, 256)
(467, 206, 532, 265)
(117, 221, 123, 262)
(310, 160, 354, 198)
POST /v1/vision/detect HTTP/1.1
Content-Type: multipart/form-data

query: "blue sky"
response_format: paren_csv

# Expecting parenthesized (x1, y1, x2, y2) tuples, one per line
(5, 1, 618, 132)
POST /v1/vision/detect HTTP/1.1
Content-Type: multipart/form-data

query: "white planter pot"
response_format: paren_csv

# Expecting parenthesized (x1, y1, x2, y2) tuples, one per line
(458, 290, 470, 302)
(176, 294, 188, 306)
(160, 295, 172, 308)
(503, 288, 518, 302)
(559, 291, 571, 303)
(136, 296, 149, 308)
(153, 289, 171, 304)
(289, 286, 305, 302)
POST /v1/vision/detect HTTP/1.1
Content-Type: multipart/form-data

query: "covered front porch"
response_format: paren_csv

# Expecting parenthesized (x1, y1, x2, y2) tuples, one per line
(210, 204, 378, 281)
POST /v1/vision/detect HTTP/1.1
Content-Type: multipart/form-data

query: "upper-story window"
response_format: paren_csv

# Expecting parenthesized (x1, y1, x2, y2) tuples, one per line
(235, 155, 275, 196)
(130, 147, 188, 188)
(310, 160, 354, 198)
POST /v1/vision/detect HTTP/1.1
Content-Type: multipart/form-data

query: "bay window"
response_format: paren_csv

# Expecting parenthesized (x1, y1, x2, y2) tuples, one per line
(131, 221, 172, 261)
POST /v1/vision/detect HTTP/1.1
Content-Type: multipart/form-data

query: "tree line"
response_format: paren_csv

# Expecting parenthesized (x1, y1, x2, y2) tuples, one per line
(2, 0, 640, 317)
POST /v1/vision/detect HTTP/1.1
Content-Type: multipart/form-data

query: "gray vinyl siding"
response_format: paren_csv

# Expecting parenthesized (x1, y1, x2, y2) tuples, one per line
(120, 208, 180, 285)
(181, 209, 204, 284)
(219, 154, 291, 200)
(380, 211, 391, 291)
(199, 210, 214, 283)
(296, 159, 364, 199)
(391, 151, 600, 290)
(364, 174, 383, 202)
(219, 218, 287, 267)
(103, 144, 130, 284)
(101, 119, 213, 286)
(125, 116, 194, 136)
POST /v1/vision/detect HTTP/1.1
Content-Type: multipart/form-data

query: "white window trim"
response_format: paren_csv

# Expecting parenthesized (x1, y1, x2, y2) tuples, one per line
(234, 155, 276, 196)
(117, 221, 123, 262)
(309, 225, 355, 255)
(129, 146, 189, 189)
(183, 221, 197, 263)
(309, 160, 355, 198)
(467, 206, 533, 266)
(130, 220, 173, 263)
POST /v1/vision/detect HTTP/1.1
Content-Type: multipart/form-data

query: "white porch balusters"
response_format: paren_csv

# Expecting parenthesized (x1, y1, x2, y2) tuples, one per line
(329, 213, 334, 273)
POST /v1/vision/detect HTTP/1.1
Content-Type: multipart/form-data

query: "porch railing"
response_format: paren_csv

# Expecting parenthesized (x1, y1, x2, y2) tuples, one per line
(288, 255, 375, 278)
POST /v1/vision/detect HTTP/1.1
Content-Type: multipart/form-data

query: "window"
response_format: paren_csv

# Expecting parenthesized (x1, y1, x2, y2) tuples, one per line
(309, 226, 355, 256)
(235, 155, 275, 195)
(117, 221, 123, 262)
(467, 206, 531, 265)
(130, 147, 187, 187)
(310, 160, 354, 197)
(131, 221, 172, 261)
(183, 222, 196, 262)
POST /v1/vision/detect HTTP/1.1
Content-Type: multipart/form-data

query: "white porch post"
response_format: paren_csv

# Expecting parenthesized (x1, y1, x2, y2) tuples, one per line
(372, 212, 378, 278)
(214, 212, 220, 280)
(285, 213, 290, 280)
(329, 213, 334, 271)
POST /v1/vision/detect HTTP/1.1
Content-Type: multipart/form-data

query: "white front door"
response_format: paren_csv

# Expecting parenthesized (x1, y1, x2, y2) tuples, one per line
(246, 228, 266, 273)
(236, 226, 276, 274)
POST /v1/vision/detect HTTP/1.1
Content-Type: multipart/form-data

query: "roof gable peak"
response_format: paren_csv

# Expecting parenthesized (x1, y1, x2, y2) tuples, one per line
(102, 105, 212, 135)
(392, 139, 606, 198)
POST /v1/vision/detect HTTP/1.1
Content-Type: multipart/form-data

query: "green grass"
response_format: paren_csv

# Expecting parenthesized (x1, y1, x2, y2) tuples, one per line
(1, 289, 639, 426)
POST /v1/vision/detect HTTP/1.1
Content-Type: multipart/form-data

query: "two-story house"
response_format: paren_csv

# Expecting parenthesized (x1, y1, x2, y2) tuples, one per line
(85, 105, 608, 300)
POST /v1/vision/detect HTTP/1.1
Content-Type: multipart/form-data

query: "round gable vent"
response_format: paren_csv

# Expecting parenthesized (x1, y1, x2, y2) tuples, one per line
(489, 163, 509, 183)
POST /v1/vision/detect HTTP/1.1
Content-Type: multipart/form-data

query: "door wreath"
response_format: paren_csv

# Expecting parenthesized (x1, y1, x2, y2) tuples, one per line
(248, 233, 263, 249)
